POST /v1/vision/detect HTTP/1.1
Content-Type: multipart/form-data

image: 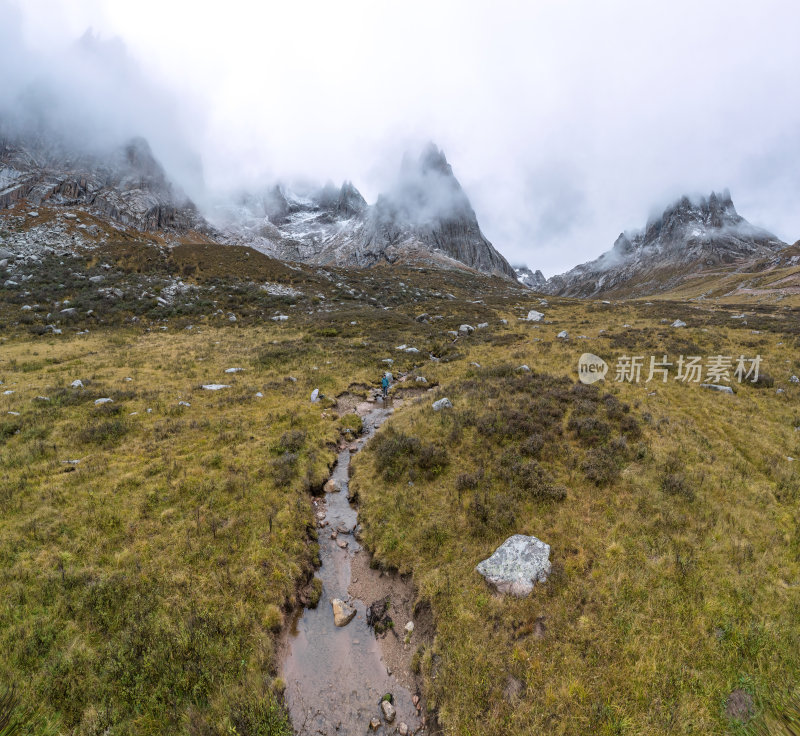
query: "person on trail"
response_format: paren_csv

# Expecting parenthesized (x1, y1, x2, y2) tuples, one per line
(381, 373, 389, 399)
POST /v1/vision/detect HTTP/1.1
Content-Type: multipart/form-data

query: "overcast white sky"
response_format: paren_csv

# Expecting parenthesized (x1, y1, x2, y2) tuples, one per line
(4, 0, 800, 274)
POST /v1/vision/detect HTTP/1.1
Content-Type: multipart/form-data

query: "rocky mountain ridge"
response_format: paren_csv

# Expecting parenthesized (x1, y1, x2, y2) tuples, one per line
(0, 132, 206, 234)
(215, 144, 517, 279)
(1, 131, 516, 280)
(542, 191, 788, 298)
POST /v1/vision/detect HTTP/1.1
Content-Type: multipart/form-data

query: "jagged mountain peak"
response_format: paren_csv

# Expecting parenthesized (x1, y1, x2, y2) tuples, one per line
(545, 190, 787, 298)
(515, 266, 547, 290)
(417, 142, 452, 176)
(219, 145, 516, 279)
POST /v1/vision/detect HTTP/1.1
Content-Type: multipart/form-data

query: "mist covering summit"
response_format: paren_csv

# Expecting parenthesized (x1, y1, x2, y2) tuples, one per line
(215, 143, 516, 279)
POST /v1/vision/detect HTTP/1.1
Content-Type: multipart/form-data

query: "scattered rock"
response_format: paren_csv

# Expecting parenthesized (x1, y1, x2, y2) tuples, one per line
(178, 401, 191, 407)
(404, 621, 414, 634)
(672, 319, 686, 328)
(415, 376, 428, 383)
(331, 598, 356, 627)
(503, 675, 524, 703)
(224, 367, 242, 374)
(366, 596, 392, 632)
(380, 699, 396, 723)
(202, 384, 231, 390)
(557, 330, 568, 339)
(311, 388, 320, 403)
(94, 397, 113, 405)
(517, 364, 531, 372)
(458, 324, 474, 334)
(271, 314, 289, 321)
(791, 375, 799, 383)
(700, 383, 734, 394)
(432, 397, 452, 411)
(476, 534, 552, 597)
(526, 310, 544, 322)
(477, 322, 489, 329)
(725, 688, 754, 723)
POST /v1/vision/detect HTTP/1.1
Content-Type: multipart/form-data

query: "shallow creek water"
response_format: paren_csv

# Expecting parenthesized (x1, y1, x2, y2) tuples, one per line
(282, 405, 423, 735)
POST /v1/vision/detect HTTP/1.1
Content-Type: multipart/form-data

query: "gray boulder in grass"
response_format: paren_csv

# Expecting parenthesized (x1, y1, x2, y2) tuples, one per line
(476, 534, 551, 597)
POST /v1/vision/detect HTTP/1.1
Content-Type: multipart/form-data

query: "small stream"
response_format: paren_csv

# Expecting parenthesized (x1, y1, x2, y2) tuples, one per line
(282, 404, 423, 735)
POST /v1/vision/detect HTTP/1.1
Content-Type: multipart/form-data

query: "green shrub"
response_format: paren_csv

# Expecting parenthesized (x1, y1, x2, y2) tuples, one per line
(228, 693, 292, 736)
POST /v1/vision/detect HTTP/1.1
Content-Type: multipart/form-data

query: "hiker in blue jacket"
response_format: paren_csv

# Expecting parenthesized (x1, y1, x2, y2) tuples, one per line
(381, 373, 390, 399)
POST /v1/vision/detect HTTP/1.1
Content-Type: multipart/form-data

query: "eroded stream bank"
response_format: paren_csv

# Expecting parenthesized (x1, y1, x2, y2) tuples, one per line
(282, 398, 427, 735)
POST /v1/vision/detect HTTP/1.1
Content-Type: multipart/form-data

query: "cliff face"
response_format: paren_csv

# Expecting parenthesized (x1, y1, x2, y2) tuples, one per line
(217, 144, 516, 280)
(0, 133, 205, 233)
(544, 191, 787, 298)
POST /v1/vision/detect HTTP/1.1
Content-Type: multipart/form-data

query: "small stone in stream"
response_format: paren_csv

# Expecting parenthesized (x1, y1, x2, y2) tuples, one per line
(330, 531, 338, 539)
(323, 478, 341, 493)
(381, 699, 396, 723)
(398, 723, 409, 736)
(337, 539, 348, 549)
(331, 598, 356, 627)
(412, 694, 420, 707)
(369, 717, 381, 731)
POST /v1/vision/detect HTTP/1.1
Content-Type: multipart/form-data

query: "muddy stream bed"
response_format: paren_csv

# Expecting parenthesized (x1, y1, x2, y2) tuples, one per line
(282, 398, 426, 735)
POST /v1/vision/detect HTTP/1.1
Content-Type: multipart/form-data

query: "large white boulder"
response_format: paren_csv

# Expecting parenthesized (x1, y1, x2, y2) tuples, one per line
(476, 534, 551, 597)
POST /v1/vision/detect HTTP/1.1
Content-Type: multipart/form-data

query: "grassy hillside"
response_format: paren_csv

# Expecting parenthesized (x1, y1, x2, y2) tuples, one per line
(351, 300, 800, 735)
(0, 242, 798, 734)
